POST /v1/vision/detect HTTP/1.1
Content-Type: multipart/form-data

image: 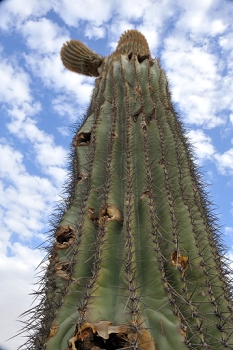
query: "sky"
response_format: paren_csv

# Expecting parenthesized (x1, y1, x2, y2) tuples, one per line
(0, 0, 233, 348)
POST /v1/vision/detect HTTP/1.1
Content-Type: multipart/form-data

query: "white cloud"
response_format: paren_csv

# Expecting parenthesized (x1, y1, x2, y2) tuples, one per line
(52, 95, 85, 122)
(187, 130, 233, 178)
(24, 52, 94, 103)
(57, 126, 70, 137)
(230, 114, 233, 125)
(0, 242, 45, 349)
(7, 102, 41, 133)
(54, 0, 114, 27)
(187, 129, 216, 163)
(215, 148, 233, 176)
(116, 0, 152, 19)
(0, 59, 31, 105)
(0, 0, 54, 30)
(85, 24, 106, 40)
(34, 142, 66, 167)
(219, 33, 233, 51)
(21, 17, 69, 54)
(45, 166, 67, 184)
(0, 143, 59, 240)
(6, 105, 68, 184)
(225, 226, 233, 237)
(0, 55, 68, 183)
(162, 35, 225, 128)
(176, 0, 227, 36)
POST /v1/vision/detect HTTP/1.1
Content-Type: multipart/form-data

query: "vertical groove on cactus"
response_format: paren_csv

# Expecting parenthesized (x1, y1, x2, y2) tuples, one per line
(19, 30, 233, 350)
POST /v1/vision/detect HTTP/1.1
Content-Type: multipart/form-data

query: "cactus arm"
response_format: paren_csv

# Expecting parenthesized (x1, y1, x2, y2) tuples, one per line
(60, 40, 103, 76)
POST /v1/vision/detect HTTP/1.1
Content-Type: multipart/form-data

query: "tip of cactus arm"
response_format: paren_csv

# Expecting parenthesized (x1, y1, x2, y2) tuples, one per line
(64, 320, 156, 350)
(60, 40, 103, 77)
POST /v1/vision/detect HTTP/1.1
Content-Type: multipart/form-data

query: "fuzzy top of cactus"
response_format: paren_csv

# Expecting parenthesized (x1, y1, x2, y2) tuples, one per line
(114, 29, 151, 56)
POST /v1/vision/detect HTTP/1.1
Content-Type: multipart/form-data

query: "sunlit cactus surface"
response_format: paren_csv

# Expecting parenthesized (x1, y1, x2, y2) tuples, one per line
(20, 30, 233, 350)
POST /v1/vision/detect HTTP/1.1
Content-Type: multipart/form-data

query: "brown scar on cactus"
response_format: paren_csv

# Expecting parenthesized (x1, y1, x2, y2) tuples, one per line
(54, 260, 80, 283)
(170, 250, 189, 272)
(110, 131, 118, 139)
(88, 204, 122, 226)
(67, 321, 156, 350)
(73, 131, 91, 147)
(99, 204, 122, 224)
(140, 190, 152, 199)
(88, 207, 99, 226)
(77, 172, 88, 182)
(46, 325, 59, 342)
(54, 261, 72, 280)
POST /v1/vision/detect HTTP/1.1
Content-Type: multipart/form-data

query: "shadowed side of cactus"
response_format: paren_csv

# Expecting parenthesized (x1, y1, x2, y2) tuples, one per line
(20, 30, 233, 350)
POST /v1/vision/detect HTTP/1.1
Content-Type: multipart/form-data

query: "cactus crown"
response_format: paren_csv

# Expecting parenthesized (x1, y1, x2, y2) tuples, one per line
(60, 30, 151, 76)
(114, 29, 151, 57)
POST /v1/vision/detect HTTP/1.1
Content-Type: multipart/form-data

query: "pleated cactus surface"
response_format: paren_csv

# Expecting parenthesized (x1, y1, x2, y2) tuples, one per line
(21, 30, 233, 350)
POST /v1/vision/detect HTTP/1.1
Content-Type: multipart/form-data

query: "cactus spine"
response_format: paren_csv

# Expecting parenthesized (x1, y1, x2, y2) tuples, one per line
(21, 30, 233, 350)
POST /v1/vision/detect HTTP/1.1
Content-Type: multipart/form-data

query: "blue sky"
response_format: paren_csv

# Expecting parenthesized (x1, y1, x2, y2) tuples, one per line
(0, 0, 233, 348)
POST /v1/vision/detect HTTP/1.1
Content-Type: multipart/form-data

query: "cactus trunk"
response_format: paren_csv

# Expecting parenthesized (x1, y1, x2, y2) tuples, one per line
(21, 30, 233, 350)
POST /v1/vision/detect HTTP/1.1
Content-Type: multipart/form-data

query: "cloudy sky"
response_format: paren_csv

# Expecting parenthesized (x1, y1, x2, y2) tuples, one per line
(1, 0, 233, 348)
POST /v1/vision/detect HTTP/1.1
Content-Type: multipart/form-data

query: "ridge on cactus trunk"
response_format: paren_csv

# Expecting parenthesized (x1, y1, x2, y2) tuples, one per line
(20, 30, 233, 350)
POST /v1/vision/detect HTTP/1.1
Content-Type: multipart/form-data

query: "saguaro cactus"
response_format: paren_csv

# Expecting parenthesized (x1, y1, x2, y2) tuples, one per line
(21, 30, 233, 349)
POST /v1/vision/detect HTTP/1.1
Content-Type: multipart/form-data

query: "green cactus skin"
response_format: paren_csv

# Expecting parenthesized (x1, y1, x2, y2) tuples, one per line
(20, 30, 233, 350)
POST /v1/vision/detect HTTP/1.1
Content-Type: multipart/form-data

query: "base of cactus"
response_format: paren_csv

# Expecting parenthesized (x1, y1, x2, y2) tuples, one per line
(66, 320, 155, 349)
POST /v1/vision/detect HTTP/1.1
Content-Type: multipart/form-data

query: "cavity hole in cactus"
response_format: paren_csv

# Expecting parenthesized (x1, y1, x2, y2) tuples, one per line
(55, 225, 75, 249)
(77, 172, 88, 182)
(99, 204, 122, 223)
(56, 225, 75, 244)
(73, 131, 91, 147)
(69, 329, 128, 349)
(132, 114, 140, 122)
(132, 107, 143, 122)
(128, 51, 133, 60)
(110, 132, 118, 139)
(68, 322, 155, 350)
(137, 53, 149, 63)
(61, 262, 71, 272)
